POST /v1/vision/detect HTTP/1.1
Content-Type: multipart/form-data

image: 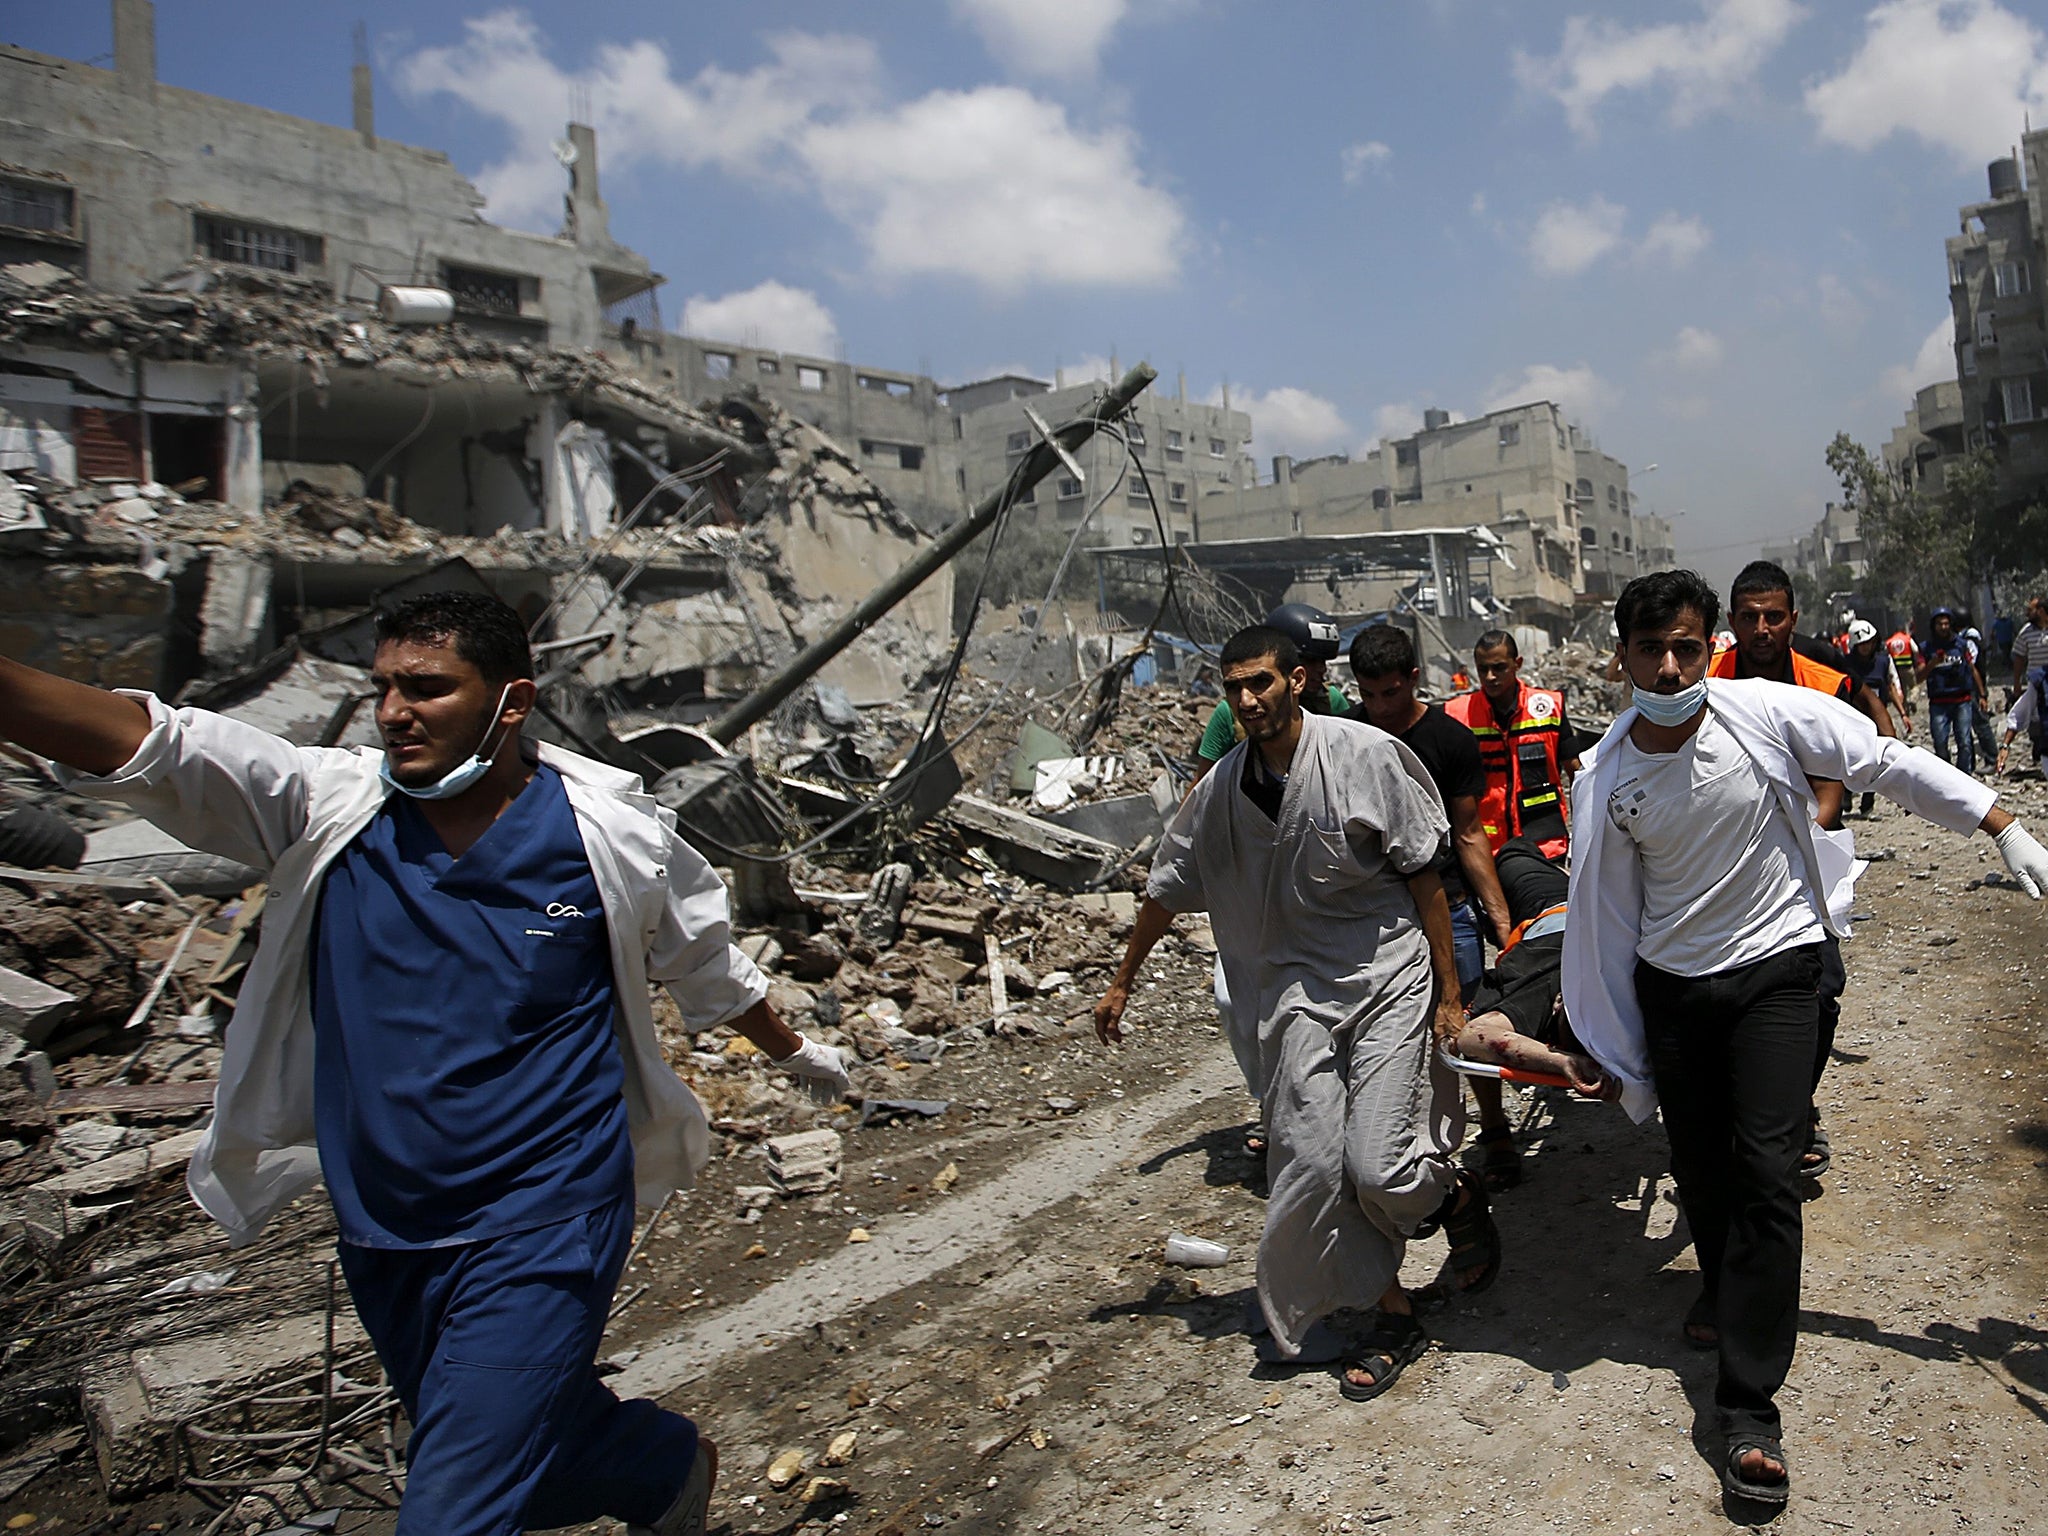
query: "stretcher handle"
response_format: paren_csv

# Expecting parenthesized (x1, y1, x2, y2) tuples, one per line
(1437, 1045, 1574, 1090)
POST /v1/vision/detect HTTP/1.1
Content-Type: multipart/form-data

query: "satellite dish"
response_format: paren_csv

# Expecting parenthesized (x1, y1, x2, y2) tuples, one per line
(552, 138, 579, 168)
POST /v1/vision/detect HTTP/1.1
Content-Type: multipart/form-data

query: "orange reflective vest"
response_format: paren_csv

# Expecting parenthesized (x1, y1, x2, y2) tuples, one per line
(1710, 646, 1852, 701)
(1443, 684, 1571, 857)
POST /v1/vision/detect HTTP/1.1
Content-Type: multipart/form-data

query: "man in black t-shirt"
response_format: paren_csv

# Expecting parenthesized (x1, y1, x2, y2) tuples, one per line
(1349, 626, 1524, 1188)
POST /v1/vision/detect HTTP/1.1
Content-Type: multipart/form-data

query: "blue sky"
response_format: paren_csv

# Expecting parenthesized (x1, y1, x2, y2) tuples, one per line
(15, 1, 2048, 586)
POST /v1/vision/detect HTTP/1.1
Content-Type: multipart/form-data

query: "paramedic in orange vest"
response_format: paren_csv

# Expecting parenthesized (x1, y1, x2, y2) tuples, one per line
(1443, 631, 1579, 862)
(1710, 562, 1896, 768)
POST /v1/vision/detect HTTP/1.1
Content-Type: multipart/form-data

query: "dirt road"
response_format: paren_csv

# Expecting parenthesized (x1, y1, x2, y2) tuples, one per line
(11, 781, 2046, 1535)
(594, 784, 2047, 1536)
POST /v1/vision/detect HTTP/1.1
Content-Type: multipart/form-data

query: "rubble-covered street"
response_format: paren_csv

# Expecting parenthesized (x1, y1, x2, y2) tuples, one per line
(2, 769, 2045, 1535)
(7, 3, 2048, 1533)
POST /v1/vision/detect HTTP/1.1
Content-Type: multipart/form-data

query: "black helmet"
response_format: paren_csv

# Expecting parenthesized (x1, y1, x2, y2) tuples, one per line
(1265, 602, 1341, 662)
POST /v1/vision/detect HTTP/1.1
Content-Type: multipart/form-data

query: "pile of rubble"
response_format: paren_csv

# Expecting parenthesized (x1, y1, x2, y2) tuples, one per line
(1520, 638, 1627, 731)
(0, 259, 755, 461)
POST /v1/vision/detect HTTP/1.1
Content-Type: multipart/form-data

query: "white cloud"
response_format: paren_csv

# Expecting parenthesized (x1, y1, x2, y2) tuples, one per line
(797, 87, 1183, 290)
(1638, 213, 1712, 267)
(1055, 354, 1116, 386)
(1469, 191, 1488, 217)
(400, 14, 1183, 291)
(1372, 403, 1427, 441)
(1529, 196, 1628, 276)
(1481, 363, 1615, 423)
(1208, 385, 1352, 461)
(1806, 0, 2048, 165)
(949, 0, 1129, 77)
(1662, 325, 1726, 370)
(397, 15, 881, 228)
(1879, 315, 1957, 401)
(680, 281, 839, 356)
(1515, 0, 1804, 135)
(1341, 141, 1394, 184)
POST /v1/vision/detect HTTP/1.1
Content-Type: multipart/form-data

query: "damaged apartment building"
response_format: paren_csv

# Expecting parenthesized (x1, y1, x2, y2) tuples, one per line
(1187, 401, 1673, 648)
(0, 0, 953, 719)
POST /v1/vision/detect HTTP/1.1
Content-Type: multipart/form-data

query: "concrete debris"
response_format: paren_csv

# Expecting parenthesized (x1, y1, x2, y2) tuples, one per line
(83, 1304, 370, 1497)
(79, 819, 263, 897)
(0, 964, 79, 1046)
(764, 1128, 844, 1195)
(1518, 638, 1627, 734)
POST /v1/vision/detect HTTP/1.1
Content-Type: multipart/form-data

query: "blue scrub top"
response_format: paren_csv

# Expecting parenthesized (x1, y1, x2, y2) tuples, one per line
(312, 763, 633, 1248)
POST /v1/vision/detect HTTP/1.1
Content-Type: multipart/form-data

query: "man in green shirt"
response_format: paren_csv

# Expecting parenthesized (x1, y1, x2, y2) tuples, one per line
(1192, 604, 1347, 780)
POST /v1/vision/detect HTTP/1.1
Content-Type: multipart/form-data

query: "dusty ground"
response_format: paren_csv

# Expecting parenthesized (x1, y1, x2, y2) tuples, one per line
(7, 778, 2047, 1535)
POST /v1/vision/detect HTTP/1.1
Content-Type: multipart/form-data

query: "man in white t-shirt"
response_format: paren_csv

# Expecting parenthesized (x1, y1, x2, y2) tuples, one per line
(2010, 594, 2048, 690)
(1562, 569, 2048, 1510)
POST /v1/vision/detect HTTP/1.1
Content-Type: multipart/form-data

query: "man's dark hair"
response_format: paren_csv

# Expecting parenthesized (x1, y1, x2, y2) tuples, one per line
(1349, 623, 1417, 679)
(1474, 629, 1519, 659)
(1220, 624, 1301, 674)
(1614, 568, 1720, 641)
(375, 590, 534, 684)
(1729, 560, 1795, 608)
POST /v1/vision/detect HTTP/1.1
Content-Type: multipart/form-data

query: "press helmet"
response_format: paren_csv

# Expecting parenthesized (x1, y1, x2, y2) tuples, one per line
(1846, 619, 1878, 646)
(1264, 602, 1341, 662)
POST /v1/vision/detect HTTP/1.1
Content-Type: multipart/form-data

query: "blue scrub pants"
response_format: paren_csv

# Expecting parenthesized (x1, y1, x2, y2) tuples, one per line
(340, 1195, 696, 1536)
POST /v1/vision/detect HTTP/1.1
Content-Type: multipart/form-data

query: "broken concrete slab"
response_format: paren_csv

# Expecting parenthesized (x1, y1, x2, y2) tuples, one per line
(1, 1127, 206, 1254)
(940, 795, 1122, 890)
(1045, 791, 1167, 851)
(0, 963, 79, 1046)
(764, 1128, 842, 1196)
(79, 819, 262, 897)
(84, 1306, 370, 1497)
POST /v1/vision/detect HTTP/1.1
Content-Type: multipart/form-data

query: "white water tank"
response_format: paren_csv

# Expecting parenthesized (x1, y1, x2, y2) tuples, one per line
(378, 285, 456, 325)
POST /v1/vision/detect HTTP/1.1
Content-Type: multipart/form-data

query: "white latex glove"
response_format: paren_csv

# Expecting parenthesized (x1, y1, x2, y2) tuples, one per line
(1995, 821, 2048, 899)
(774, 1032, 852, 1104)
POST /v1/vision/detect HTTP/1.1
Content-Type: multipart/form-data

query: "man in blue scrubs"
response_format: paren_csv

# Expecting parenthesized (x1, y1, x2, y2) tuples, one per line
(0, 592, 849, 1535)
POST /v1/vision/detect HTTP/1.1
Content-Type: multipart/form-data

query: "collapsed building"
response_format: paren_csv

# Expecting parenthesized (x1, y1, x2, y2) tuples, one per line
(0, 1, 955, 718)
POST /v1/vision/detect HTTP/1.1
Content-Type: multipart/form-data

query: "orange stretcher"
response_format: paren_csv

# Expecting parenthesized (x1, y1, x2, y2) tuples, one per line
(1437, 1045, 1573, 1091)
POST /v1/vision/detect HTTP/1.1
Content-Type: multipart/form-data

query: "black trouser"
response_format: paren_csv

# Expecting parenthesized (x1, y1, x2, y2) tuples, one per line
(1813, 934, 1843, 1096)
(1638, 944, 1822, 1443)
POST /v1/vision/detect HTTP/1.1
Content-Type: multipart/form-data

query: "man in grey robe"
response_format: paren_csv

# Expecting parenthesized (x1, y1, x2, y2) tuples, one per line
(1095, 624, 1499, 1400)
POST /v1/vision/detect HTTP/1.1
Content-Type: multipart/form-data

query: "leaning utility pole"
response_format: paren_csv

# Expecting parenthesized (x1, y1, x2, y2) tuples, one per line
(705, 362, 1159, 745)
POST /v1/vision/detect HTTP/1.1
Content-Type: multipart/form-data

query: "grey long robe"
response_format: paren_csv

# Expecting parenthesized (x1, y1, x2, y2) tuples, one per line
(1148, 710, 1463, 1354)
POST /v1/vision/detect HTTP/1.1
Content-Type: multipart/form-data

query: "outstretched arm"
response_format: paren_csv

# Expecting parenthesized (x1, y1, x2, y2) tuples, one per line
(1094, 897, 1178, 1044)
(0, 656, 152, 775)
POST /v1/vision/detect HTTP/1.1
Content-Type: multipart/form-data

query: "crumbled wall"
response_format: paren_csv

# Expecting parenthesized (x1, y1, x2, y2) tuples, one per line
(0, 560, 170, 689)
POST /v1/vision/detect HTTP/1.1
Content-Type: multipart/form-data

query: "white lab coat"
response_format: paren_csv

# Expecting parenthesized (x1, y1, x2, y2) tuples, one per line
(60, 693, 768, 1246)
(1563, 678, 1993, 1122)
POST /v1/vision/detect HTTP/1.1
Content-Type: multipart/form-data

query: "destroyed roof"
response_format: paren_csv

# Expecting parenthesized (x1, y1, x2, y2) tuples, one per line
(0, 259, 760, 470)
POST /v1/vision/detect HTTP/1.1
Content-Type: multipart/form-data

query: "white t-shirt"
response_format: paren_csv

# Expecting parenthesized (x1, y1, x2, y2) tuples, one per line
(1606, 713, 1825, 977)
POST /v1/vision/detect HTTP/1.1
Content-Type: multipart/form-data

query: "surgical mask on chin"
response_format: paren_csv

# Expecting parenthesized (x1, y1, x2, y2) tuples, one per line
(1631, 679, 1708, 727)
(379, 684, 515, 801)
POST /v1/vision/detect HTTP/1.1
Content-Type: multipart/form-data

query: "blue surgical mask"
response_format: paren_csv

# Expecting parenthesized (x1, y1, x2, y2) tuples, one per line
(379, 684, 516, 801)
(1632, 679, 1708, 727)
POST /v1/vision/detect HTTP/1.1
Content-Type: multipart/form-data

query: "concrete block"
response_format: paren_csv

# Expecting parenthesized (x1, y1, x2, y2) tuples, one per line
(765, 1128, 843, 1196)
(86, 1307, 370, 1496)
(1, 1128, 207, 1254)
(0, 964, 79, 1046)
